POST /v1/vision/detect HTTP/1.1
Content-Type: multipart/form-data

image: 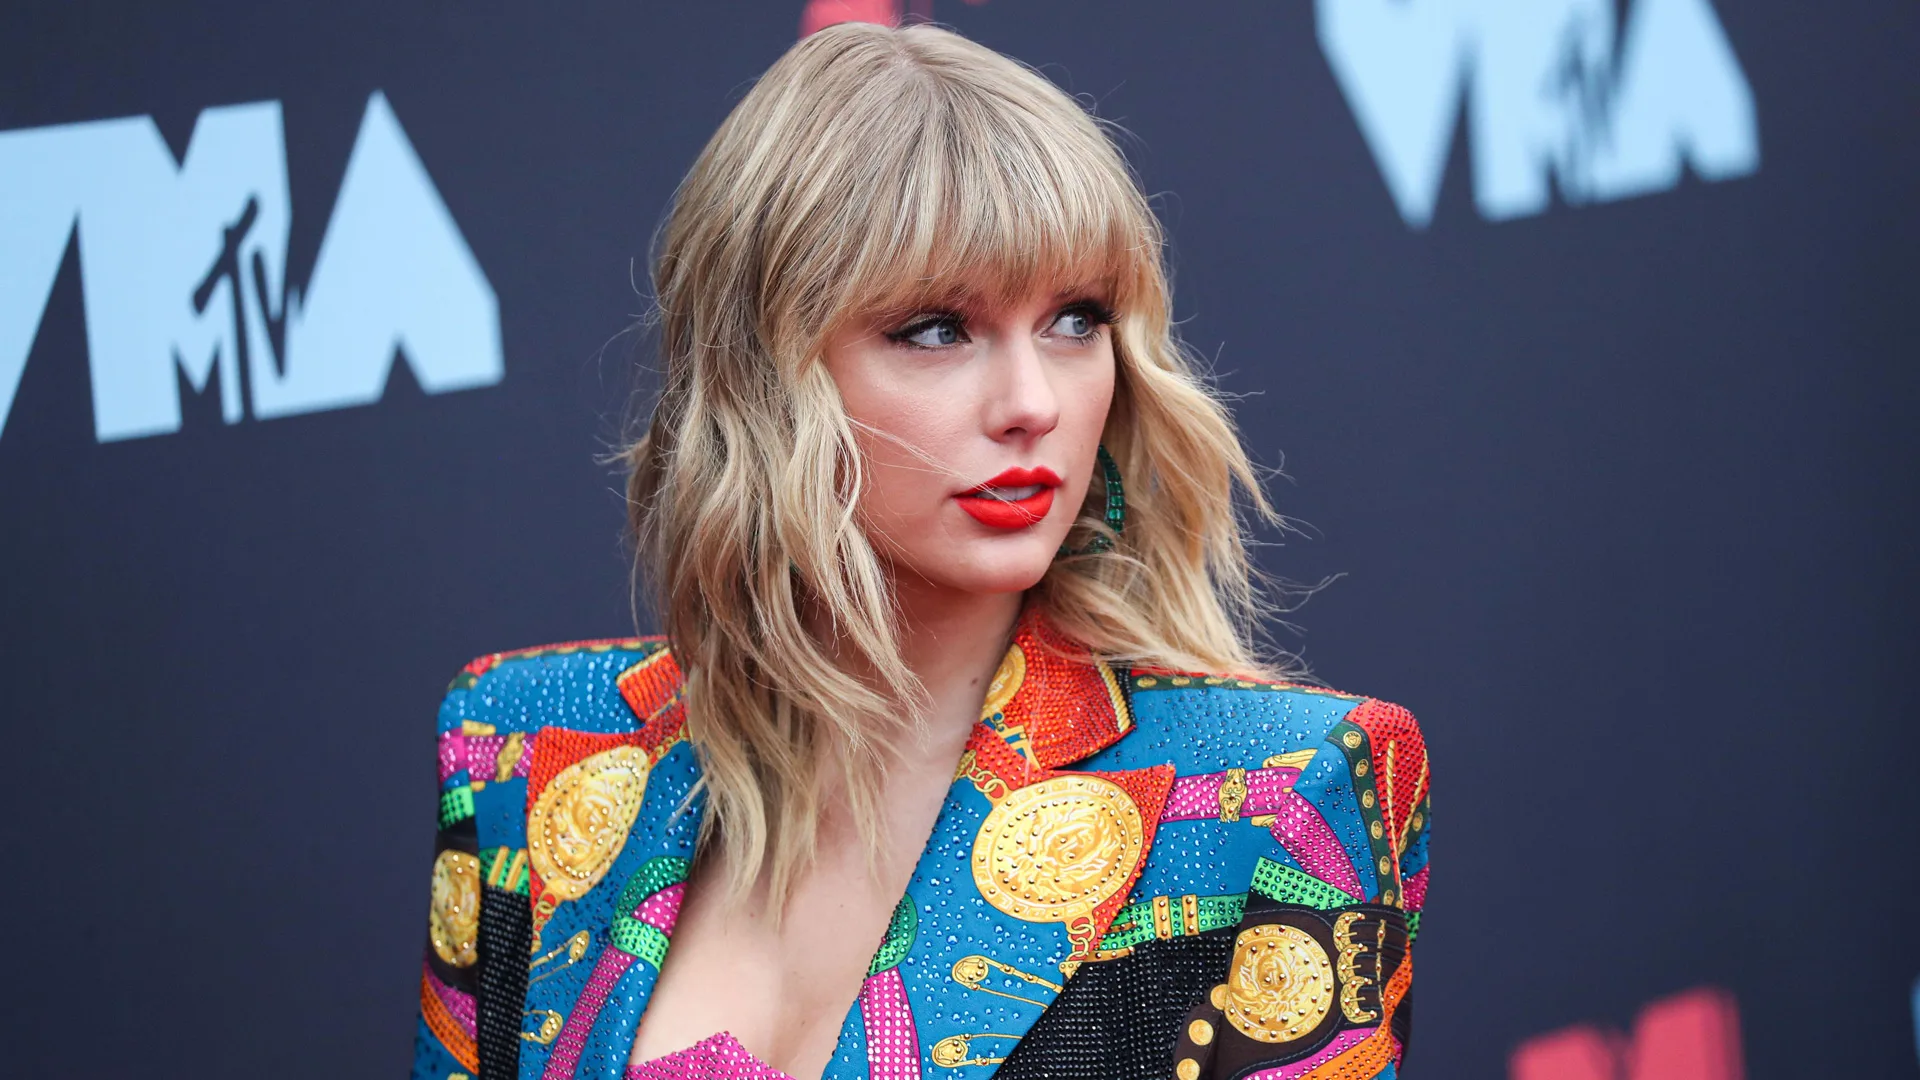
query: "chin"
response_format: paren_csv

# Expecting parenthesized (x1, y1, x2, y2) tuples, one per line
(916, 535, 1061, 596)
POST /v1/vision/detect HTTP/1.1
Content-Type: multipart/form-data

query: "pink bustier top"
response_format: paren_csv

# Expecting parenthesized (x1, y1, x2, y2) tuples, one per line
(625, 1033, 796, 1080)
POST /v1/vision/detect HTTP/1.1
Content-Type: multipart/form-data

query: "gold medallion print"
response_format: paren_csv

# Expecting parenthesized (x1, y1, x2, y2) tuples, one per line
(527, 745, 651, 902)
(429, 849, 481, 967)
(970, 775, 1146, 924)
(981, 643, 1027, 719)
(1224, 923, 1335, 1044)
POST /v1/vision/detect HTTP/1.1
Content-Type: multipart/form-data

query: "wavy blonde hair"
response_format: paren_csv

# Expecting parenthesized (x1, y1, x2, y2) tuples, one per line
(626, 21, 1282, 900)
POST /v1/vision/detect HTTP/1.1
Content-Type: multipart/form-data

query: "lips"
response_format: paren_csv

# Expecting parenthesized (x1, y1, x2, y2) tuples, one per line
(956, 466, 1062, 530)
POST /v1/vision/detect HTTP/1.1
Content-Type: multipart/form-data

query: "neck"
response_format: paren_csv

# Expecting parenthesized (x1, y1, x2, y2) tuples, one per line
(887, 575, 1025, 759)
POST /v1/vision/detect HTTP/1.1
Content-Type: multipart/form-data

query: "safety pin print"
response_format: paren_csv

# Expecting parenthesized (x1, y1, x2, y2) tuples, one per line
(950, 954, 1062, 1008)
(526, 929, 591, 985)
(930, 1031, 1022, 1069)
(520, 1009, 562, 1044)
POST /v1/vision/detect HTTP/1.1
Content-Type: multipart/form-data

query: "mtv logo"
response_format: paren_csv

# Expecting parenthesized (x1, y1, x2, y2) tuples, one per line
(1318, 0, 1760, 227)
(0, 92, 502, 443)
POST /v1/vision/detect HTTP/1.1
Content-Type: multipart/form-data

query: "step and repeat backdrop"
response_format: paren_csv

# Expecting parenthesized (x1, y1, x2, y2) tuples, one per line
(2, 1, 1915, 1077)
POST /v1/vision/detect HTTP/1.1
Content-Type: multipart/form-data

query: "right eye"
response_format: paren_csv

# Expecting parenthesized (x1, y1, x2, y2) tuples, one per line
(889, 315, 967, 349)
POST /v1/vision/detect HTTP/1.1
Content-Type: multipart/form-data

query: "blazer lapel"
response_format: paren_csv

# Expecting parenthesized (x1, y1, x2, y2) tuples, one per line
(512, 620, 1178, 1080)
(518, 650, 708, 1080)
(833, 613, 1174, 1079)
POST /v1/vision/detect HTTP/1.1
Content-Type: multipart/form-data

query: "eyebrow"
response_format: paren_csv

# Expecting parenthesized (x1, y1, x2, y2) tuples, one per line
(866, 278, 1114, 324)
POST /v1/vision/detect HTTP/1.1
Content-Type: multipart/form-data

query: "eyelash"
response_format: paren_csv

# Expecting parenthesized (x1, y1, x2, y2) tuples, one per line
(885, 301, 1119, 350)
(1063, 301, 1120, 335)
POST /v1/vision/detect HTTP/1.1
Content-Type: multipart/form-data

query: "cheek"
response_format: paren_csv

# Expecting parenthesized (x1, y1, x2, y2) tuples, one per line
(1067, 348, 1119, 439)
(837, 379, 967, 521)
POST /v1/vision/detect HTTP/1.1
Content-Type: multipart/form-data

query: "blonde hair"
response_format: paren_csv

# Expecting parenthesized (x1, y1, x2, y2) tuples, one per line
(626, 21, 1281, 901)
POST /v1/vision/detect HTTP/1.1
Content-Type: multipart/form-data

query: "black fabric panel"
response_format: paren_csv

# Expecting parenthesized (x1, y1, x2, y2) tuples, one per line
(475, 884, 532, 1079)
(994, 930, 1234, 1080)
(1170, 998, 1225, 1080)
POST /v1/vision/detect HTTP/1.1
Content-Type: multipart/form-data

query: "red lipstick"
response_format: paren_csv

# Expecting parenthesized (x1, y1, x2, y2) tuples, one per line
(955, 467, 1062, 530)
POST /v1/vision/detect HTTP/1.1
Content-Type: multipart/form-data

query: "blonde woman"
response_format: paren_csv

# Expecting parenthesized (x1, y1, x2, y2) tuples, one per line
(413, 21, 1430, 1080)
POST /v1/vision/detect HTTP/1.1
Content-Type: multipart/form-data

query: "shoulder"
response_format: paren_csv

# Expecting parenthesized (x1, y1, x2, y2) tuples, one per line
(432, 638, 687, 816)
(429, 637, 695, 865)
(1101, 664, 1432, 909)
(1115, 665, 1428, 783)
(437, 636, 683, 739)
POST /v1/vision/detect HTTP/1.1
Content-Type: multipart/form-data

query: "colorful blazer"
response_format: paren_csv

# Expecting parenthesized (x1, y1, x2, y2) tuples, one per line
(411, 614, 1432, 1080)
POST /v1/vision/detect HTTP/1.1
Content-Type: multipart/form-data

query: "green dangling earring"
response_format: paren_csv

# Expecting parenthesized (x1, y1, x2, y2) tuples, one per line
(1059, 445, 1126, 557)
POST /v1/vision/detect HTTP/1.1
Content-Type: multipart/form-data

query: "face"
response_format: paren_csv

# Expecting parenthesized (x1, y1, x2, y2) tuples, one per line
(821, 283, 1118, 602)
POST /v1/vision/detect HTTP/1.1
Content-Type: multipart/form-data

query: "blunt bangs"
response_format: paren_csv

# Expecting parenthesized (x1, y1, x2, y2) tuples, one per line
(866, 99, 1143, 318)
(758, 32, 1157, 341)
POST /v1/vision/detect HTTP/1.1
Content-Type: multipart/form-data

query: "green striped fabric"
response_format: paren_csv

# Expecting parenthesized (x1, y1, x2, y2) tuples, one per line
(610, 919, 670, 967)
(1249, 857, 1355, 910)
(437, 785, 474, 830)
(1098, 893, 1246, 951)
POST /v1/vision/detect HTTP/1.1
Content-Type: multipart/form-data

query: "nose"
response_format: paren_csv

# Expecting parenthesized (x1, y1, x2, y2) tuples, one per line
(982, 333, 1060, 445)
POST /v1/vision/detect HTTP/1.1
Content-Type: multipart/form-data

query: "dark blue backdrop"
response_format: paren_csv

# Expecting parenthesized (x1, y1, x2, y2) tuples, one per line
(1, 2, 1915, 1077)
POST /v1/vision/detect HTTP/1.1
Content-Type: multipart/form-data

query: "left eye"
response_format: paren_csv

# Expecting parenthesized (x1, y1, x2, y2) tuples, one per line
(888, 315, 967, 349)
(1050, 310, 1098, 339)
